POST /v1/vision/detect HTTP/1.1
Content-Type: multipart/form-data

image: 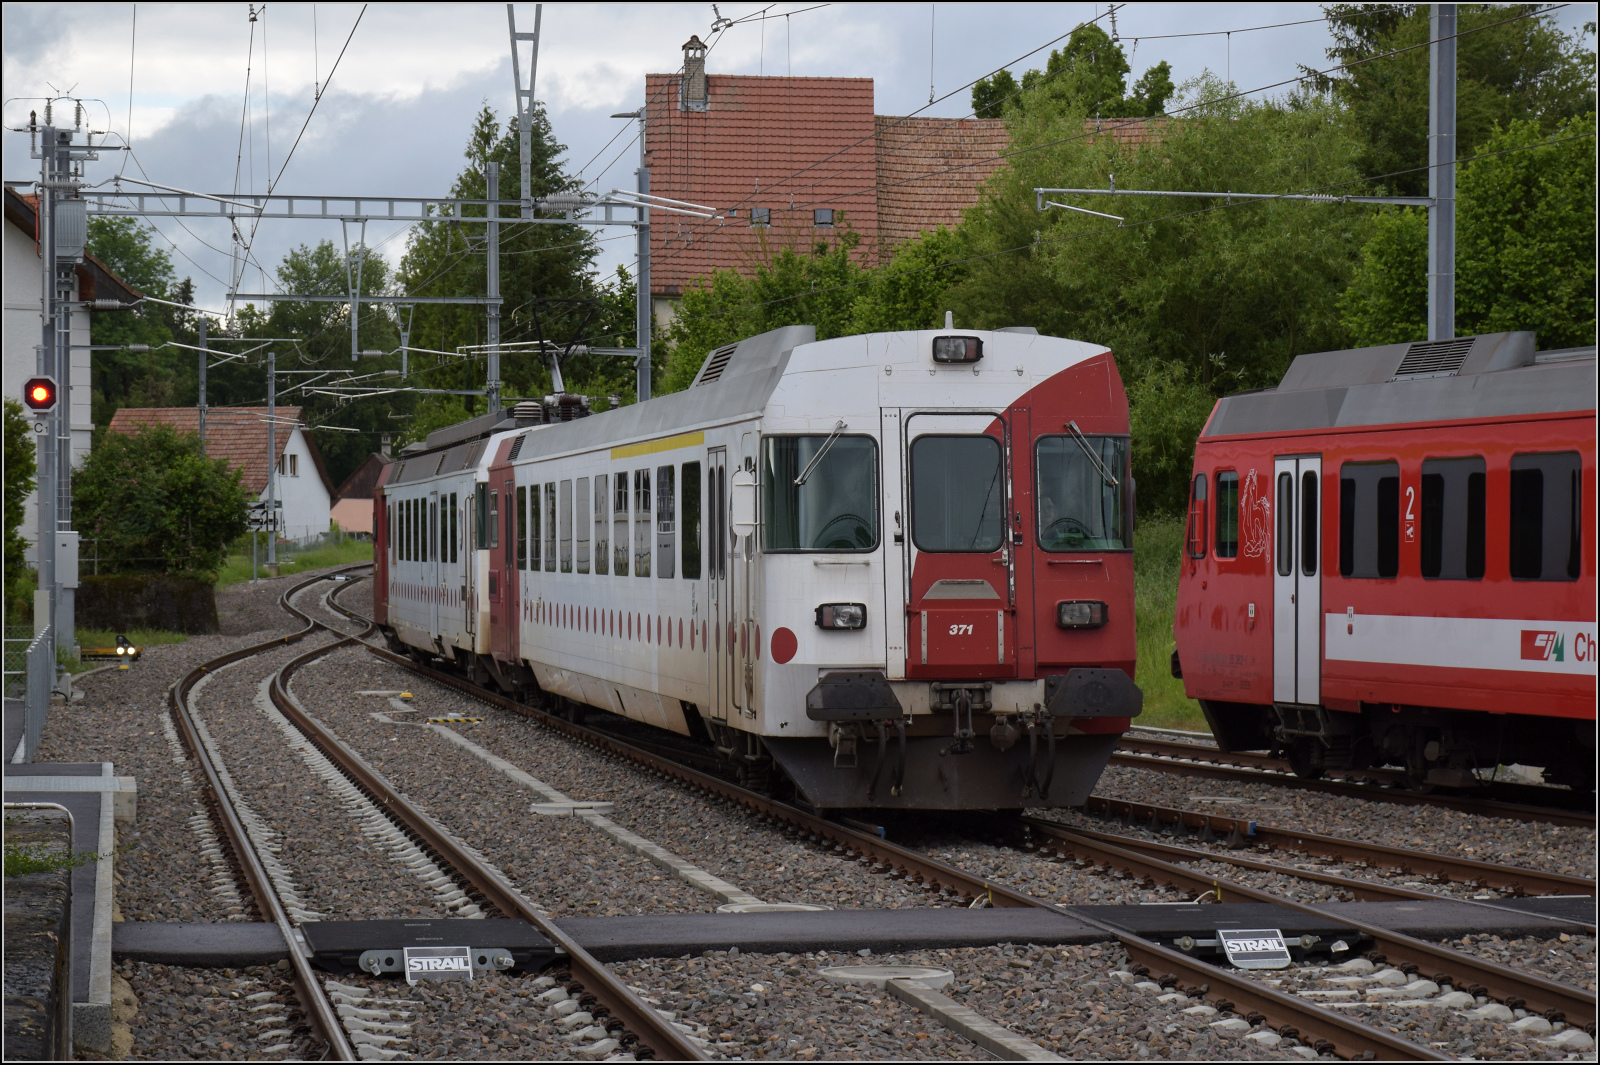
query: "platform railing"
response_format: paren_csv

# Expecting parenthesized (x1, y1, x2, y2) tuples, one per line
(17, 625, 53, 763)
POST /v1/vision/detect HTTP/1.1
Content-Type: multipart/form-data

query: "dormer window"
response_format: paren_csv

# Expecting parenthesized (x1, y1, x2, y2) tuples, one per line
(751, 207, 771, 227)
(814, 208, 834, 228)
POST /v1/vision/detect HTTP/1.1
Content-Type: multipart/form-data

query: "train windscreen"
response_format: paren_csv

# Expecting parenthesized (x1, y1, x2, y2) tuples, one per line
(762, 436, 879, 551)
(1035, 435, 1129, 550)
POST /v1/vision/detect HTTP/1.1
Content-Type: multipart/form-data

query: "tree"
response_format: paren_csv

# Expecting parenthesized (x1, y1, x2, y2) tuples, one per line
(1340, 115, 1596, 347)
(72, 424, 248, 577)
(949, 75, 1372, 511)
(972, 24, 1174, 120)
(1310, 4, 1596, 195)
(4, 400, 37, 623)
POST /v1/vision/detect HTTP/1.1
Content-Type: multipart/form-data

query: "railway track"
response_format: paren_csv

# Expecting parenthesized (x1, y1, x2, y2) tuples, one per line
(167, 568, 704, 1062)
(1112, 736, 1596, 828)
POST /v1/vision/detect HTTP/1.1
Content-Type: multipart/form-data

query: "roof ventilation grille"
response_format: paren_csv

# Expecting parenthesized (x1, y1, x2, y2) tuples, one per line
(508, 433, 526, 461)
(696, 343, 738, 386)
(1394, 337, 1475, 378)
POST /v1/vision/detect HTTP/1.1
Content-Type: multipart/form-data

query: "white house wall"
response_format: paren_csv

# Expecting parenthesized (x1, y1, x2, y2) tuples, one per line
(264, 427, 331, 541)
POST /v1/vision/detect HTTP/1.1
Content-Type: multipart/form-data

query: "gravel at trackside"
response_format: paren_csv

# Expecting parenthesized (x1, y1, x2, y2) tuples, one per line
(115, 960, 317, 1061)
(1088, 764, 1594, 875)
(613, 941, 1328, 1061)
(287, 645, 979, 913)
(1442, 934, 1598, 993)
(901, 836, 1189, 906)
(1239, 956, 1596, 1060)
(318, 969, 577, 1060)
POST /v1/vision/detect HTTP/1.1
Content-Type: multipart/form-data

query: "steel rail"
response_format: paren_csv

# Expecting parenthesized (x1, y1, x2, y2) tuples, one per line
(1078, 795, 1598, 899)
(270, 617, 706, 1060)
(353, 643, 1453, 1060)
(1110, 749, 1595, 828)
(1027, 821, 1597, 1029)
(167, 566, 373, 1062)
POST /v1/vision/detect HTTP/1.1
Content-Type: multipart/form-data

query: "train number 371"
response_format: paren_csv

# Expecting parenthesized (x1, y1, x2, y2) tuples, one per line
(948, 624, 974, 636)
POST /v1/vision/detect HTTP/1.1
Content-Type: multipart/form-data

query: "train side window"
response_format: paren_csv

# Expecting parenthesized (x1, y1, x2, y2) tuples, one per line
(576, 478, 591, 574)
(410, 498, 418, 561)
(527, 484, 541, 572)
(451, 493, 459, 564)
(386, 503, 394, 563)
(1276, 473, 1293, 576)
(1300, 470, 1318, 577)
(1338, 461, 1399, 578)
(613, 473, 629, 576)
(1186, 474, 1207, 558)
(543, 484, 557, 573)
(516, 487, 528, 570)
(634, 470, 653, 577)
(1510, 451, 1582, 581)
(506, 487, 517, 568)
(594, 475, 609, 575)
(431, 500, 439, 562)
(1420, 457, 1485, 579)
(656, 465, 676, 579)
(1214, 471, 1239, 558)
(487, 491, 499, 550)
(476, 486, 488, 550)
(682, 463, 702, 579)
(559, 480, 574, 573)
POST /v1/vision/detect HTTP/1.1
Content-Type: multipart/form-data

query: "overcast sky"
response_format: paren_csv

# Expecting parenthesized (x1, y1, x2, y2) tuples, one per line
(4, 2, 1595, 312)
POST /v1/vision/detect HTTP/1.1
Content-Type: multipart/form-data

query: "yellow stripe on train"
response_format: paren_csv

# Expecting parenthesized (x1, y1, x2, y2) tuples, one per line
(609, 430, 705, 461)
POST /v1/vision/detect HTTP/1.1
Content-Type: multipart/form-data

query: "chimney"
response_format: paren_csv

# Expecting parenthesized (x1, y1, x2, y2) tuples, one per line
(681, 35, 708, 112)
(379, 433, 392, 458)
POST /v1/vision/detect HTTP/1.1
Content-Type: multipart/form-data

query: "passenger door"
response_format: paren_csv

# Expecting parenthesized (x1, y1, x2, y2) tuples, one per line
(428, 490, 441, 640)
(1273, 455, 1322, 705)
(706, 447, 731, 721)
(902, 412, 1018, 679)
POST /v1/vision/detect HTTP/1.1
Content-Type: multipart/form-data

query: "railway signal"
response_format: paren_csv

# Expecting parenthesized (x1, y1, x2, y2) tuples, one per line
(22, 376, 58, 413)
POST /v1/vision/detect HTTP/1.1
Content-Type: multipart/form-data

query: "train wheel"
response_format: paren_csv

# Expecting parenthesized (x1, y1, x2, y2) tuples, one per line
(1402, 750, 1436, 793)
(1286, 740, 1324, 780)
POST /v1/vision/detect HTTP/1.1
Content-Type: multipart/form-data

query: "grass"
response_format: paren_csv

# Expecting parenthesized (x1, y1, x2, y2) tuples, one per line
(1133, 514, 1211, 734)
(216, 538, 373, 589)
(3, 818, 99, 877)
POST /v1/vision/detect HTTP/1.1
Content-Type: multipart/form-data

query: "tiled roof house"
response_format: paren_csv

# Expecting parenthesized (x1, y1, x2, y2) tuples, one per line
(106, 407, 334, 541)
(330, 452, 394, 536)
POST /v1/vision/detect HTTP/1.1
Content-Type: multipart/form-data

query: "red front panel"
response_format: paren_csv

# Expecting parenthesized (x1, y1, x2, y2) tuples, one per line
(372, 464, 394, 625)
(487, 440, 519, 662)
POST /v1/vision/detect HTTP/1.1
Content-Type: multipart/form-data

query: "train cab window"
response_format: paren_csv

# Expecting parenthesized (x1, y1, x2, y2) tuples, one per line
(761, 436, 880, 551)
(1276, 473, 1293, 576)
(1301, 470, 1318, 577)
(576, 478, 591, 574)
(656, 465, 676, 579)
(913, 435, 1003, 552)
(487, 491, 499, 550)
(634, 470, 653, 577)
(594, 475, 609, 575)
(1214, 471, 1240, 558)
(543, 484, 557, 573)
(1035, 435, 1128, 551)
(1186, 474, 1207, 558)
(613, 473, 630, 576)
(560, 480, 574, 573)
(681, 463, 702, 579)
(516, 487, 529, 570)
(1421, 457, 1485, 580)
(1510, 452, 1583, 581)
(1339, 461, 1400, 578)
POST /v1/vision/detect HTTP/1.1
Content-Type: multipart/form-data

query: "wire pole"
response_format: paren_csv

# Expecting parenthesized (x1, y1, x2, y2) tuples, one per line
(267, 348, 278, 568)
(197, 317, 208, 444)
(1428, 3, 1456, 341)
(508, 3, 542, 220)
(35, 123, 58, 653)
(635, 111, 651, 402)
(486, 162, 502, 414)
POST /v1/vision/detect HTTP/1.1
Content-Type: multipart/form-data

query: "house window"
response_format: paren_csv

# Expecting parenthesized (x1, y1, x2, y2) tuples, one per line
(814, 208, 834, 228)
(751, 207, 771, 227)
(290, 454, 298, 477)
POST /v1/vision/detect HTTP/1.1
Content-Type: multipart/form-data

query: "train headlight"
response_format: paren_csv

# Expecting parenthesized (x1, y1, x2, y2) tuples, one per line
(1056, 600, 1108, 629)
(815, 603, 867, 630)
(931, 336, 983, 364)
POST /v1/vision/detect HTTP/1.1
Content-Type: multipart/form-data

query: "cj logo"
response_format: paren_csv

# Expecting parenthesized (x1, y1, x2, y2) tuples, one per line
(1521, 630, 1565, 662)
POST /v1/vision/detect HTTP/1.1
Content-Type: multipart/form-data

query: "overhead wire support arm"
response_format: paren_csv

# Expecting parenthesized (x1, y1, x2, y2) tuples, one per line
(1034, 186, 1434, 208)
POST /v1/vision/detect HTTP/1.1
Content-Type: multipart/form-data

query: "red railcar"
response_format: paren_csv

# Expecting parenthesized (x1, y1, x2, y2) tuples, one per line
(1173, 332, 1596, 791)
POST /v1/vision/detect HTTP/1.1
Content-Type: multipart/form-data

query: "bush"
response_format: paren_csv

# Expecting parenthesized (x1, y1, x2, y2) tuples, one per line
(4, 400, 37, 624)
(73, 423, 248, 578)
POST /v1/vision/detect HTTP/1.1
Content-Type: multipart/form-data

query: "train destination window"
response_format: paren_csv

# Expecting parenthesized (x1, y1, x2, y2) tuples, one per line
(476, 486, 488, 550)
(682, 462, 702, 579)
(488, 491, 499, 549)
(560, 480, 574, 573)
(656, 465, 676, 579)
(1186, 474, 1207, 558)
(1339, 461, 1400, 578)
(527, 484, 541, 572)
(634, 470, 653, 577)
(1215, 471, 1240, 558)
(613, 473, 630, 576)
(911, 436, 1003, 552)
(762, 436, 879, 551)
(516, 487, 529, 570)
(544, 484, 557, 573)
(594, 475, 609, 575)
(1276, 473, 1293, 576)
(1036, 435, 1129, 551)
(1421, 457, 1485, 580)
(1510, 451, 1582, 581)
(576, 478, 591, 574)
(1301, 470, 1318, 577)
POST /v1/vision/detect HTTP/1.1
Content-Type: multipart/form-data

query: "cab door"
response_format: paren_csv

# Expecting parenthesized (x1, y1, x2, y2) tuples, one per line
(1273, 455, 1322, 705)
(903, 412, 1018, 679)
(428, 490, 442, 640)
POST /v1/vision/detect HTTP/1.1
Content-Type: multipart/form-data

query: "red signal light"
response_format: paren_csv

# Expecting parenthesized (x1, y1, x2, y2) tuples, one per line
(22, 376, 57, 413)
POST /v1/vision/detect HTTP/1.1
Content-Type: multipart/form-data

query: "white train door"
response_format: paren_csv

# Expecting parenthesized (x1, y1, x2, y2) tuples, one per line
(707, 447, 731, 721)
(1273, 455, 1322, 706)
(428, 490, 442, 640)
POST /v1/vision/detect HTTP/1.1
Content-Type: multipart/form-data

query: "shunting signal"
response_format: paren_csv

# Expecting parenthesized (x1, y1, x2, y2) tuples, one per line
(23, 376, 58, 413)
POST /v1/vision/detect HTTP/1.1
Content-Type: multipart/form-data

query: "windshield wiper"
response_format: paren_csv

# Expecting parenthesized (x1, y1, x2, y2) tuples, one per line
(1067, 420, 1119, 487)
(794, 420, 847, 486)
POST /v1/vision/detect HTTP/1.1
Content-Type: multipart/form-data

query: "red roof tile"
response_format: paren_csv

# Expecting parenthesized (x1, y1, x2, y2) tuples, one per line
(874, 116, 1010, 250)
(105, 407, 333, 497)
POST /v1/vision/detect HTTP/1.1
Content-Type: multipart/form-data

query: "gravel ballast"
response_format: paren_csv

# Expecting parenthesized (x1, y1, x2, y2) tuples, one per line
(115, 960, 316, 1061)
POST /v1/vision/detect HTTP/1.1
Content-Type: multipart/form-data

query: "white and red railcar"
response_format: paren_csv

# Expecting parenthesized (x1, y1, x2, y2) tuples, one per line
(373, 324, 1144, 809)
(1174, 332, 1596, 790)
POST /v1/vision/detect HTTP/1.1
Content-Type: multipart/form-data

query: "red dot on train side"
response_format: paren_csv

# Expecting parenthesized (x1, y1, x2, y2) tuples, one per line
(771, 627, 797, 665)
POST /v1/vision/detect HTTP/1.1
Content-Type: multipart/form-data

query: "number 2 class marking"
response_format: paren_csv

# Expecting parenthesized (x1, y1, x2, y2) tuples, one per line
(948, 623, 974, 636)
